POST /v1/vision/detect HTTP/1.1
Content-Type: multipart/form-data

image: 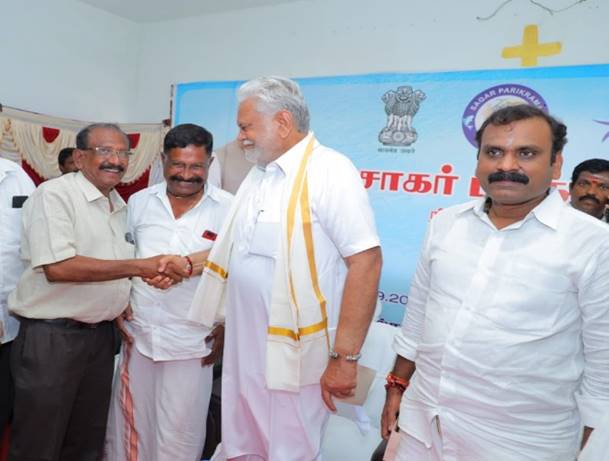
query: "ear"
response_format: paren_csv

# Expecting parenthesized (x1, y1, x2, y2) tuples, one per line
(552, 152, 563, 180)
(72, 148, 87, 170)
(274, 110, 293, 139)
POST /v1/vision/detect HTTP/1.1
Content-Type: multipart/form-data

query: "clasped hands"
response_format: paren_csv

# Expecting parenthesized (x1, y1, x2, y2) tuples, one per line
(140, 254, 192, 289)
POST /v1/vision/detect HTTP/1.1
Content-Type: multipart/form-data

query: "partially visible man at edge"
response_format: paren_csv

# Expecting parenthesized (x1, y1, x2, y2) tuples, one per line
(8, 123, 186, 461)
(104, 123, 232, 461)
(569, 158, 609, 221)
(190, 76, 382, 461)
(0, 158, 35, 443)
(381, 104, 609, 460)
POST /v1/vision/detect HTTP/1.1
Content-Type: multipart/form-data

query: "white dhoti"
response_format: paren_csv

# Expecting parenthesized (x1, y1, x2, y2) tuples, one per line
(104, 344, 213, 461)
(221, 248, 329, 461)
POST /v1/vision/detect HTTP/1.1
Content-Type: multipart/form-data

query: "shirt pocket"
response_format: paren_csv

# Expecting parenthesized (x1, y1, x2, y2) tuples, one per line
(249, 221, 280, 259)
(479, 262, 573, 335)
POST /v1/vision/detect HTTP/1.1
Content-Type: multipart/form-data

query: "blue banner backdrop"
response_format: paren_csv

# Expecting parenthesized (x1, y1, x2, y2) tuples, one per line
(174, 64, 609, 325)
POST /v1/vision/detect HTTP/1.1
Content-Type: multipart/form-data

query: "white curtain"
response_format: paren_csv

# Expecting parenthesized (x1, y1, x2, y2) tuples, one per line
(10, 118, 76, 178)
(0, 106, 164, 182)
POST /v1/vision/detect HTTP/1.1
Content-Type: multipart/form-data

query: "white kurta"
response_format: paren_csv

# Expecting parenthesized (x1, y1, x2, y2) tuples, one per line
(394, 190, 609, 461)
(222, 136, 380, 461)
(104, 182, 233, 461)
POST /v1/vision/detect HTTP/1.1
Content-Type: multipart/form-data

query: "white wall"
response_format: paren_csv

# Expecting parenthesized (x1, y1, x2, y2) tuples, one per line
(2, 0, 609, 123)
(133, 0, 609, 122)
(0, 0, 140, 122)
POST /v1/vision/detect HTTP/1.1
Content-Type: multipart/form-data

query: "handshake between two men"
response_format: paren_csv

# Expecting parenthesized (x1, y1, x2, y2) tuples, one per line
(139, 250, 210, 289)
(111, 249, 224, 367)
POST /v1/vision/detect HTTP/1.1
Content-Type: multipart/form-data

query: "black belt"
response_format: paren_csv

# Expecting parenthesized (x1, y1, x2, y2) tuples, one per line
(20, 317, 111, 329)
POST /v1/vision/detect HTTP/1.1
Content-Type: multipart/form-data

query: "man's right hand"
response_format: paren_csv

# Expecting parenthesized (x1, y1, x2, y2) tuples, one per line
(381, 387, 402, 440)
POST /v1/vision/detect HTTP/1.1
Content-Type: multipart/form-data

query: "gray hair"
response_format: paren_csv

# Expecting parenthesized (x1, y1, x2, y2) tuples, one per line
(237, 76, 310, 133)
(76, 123, 130, 150)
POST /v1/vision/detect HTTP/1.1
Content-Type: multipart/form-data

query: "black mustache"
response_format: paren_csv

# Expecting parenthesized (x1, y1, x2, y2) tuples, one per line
(578, 194, 601, 204)
(488, 171, 529, 185)
(100, 164, 125, 172)
(169, 175, 203, 184)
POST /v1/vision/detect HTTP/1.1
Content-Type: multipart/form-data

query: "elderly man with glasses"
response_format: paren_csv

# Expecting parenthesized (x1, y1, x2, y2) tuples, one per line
(8, 123, 187, 461)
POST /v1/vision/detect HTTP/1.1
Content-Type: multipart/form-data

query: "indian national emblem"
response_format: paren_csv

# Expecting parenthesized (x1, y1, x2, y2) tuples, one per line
(379, 85, 426, 146)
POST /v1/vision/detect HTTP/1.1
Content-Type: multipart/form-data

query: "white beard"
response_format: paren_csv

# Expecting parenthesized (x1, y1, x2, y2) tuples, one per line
(244, 145, 262, 164)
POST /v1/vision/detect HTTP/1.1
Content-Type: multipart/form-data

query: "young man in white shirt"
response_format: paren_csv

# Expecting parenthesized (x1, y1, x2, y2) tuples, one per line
(382, 104, 609, 460)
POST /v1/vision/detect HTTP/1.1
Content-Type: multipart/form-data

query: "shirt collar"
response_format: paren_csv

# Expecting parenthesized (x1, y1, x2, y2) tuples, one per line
(75, 171, 126, 211)
(271, 132, 316, 176)
(466, 188, 564, 231)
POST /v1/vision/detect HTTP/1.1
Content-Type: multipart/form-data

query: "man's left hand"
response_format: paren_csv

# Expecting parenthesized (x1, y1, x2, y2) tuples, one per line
(202, 324, 225, 367)
(320, 358, 358, 412)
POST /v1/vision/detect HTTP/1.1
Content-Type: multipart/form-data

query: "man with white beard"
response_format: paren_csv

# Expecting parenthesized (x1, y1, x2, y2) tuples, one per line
(190, 76, 382, 461)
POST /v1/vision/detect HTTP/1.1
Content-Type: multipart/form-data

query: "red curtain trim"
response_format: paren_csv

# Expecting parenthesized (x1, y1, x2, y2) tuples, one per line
(127, 133, 140, 149)
(21, 159, 46, 186)
(42, 127, 60, 143)
(115, 168, 150, 202)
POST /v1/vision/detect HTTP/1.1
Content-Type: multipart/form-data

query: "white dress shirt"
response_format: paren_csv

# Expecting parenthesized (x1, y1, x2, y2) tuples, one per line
(0, 158, 34, 343)
(394, 190, 609, 460)
(127, 182, 233, 361)
(9, 172, 133, 323)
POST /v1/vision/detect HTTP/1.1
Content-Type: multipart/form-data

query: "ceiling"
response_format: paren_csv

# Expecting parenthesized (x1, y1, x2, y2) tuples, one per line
(77, 0, 303, 23)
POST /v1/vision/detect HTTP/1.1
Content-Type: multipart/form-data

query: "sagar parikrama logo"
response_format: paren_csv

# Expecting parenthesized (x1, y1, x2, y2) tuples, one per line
(462, 83, 548, 147)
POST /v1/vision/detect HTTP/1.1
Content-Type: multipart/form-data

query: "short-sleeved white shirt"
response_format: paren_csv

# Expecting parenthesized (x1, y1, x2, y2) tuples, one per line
(0, 158, 35, 343)
(127, 182, 233, 361)
(9, 172, 134, 323)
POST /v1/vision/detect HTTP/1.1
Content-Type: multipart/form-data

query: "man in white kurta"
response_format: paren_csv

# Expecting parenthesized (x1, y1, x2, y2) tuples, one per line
(381, 105, 609, 460)
(192, 77, 382, 461)
(104, 123, 233, 461)
(224, 135, 379, 460)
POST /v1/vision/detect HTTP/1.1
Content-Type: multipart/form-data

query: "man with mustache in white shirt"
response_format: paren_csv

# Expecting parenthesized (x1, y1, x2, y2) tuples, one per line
(382, 105, 609, 461)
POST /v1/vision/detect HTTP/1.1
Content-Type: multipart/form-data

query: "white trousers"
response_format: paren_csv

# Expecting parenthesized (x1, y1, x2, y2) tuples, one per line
(395, 418, 443, 461)
(104, 343, 213, 461)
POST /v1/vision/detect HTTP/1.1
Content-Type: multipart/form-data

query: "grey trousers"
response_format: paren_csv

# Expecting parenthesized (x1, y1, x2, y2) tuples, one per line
(9, 318, 117, 461)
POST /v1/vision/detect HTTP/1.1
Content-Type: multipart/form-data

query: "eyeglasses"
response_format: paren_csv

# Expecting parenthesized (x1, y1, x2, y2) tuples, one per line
(86, 146, 133, 159)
